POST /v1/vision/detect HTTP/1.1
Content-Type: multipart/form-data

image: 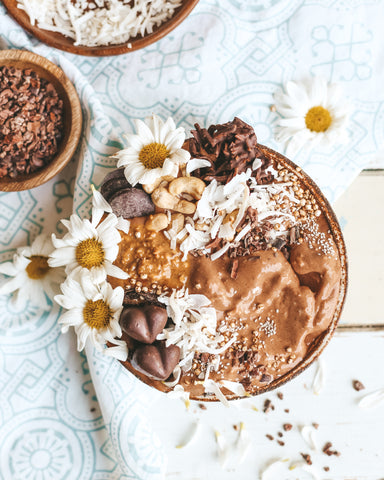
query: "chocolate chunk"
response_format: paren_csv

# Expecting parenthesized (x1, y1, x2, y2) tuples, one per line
(109, 187, 155, 219)
(102, 167, 127, 186)
(102, 177, 132, 201)
(120, 305, 168, 344)
(131, 342, 180, 380)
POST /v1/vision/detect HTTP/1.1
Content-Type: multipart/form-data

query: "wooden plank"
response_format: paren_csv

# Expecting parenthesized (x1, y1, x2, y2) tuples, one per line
(149, 331, 384, 479)
(333, 171, 384, 328)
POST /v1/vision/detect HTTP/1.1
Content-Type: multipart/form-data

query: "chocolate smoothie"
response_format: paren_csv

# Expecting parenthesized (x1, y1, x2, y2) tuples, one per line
(106, 118, 346, 401)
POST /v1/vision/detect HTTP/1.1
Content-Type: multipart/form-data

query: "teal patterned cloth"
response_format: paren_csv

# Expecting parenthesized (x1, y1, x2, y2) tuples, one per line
(0, 1, 383, 478)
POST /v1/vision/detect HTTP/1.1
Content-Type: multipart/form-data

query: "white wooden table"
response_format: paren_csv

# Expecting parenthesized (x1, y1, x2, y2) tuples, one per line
(148, 169, 384, 480)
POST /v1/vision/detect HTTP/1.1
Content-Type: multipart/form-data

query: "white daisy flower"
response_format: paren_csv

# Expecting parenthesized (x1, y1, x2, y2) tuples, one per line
(0, 234, 65, 309)
(114, 114, 190, 187)
(55, 271, 127, 360)
(49, 189, 130, 284)
(274, 76, 350, 156)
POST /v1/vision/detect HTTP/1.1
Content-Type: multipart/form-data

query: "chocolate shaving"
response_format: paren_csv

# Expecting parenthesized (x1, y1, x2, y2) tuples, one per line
(185, 117, 272, 184)
(230, 259, 239, 279)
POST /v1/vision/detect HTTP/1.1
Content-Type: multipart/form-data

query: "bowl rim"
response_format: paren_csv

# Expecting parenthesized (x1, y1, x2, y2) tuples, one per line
(118, 144, 348, 401)
(0, 49, 82, 192)
(2, 0, 200, 57)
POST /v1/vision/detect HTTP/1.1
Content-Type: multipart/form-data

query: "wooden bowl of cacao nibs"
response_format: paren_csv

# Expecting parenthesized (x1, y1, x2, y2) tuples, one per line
(0, 49, 82, 191)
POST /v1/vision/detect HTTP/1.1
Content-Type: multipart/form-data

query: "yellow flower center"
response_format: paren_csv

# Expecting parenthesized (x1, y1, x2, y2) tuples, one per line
(76, 238, 105, 269)
(305, 106, 332, 132)
(26, 255, 51, 279)
(83, 299, 112, 330)
(139, 142, 170, 169)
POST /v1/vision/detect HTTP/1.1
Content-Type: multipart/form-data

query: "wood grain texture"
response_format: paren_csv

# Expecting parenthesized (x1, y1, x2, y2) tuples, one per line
(334, 170, 384, 328)
(0, 49, 82, 192)
(2, 0, 200, 57)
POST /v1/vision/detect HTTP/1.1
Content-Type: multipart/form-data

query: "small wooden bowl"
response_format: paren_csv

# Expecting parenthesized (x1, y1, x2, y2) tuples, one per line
(3, 0, 200, 57)
(0, 49, 82, 192)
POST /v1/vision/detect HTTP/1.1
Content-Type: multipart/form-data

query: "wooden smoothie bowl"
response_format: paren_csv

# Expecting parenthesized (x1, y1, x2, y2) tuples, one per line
(0, 49, 82, 192)
(117, 145, 348, 401)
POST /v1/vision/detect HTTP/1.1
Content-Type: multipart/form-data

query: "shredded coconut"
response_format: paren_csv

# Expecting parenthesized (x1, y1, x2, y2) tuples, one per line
(17, 0, 182, 47)
(175, 168, 300, 261)
(158, 288, 237, 372)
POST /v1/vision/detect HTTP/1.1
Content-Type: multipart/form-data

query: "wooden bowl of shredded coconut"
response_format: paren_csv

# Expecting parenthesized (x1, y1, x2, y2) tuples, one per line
(3, 0, 200, 56)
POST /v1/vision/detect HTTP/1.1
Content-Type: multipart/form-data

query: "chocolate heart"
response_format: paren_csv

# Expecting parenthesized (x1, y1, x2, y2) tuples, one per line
(120, 305, 168, 344)
(109, 188, 155, 219)
(131, 342, 180, 380)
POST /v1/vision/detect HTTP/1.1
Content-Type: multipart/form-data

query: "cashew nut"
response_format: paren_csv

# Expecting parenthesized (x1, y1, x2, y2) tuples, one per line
(143, 175, 174, 194)
(145, 213, 170, 232)
(168, 176, 206, 200)
(151, 187, 196, 214)
(223, 209, 239, 226)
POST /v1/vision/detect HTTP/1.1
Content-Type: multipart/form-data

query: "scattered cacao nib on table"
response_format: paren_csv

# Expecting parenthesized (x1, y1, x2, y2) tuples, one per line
(322, 442, 341, 457)
(300, 453, 313, 465)
(283, 423, 293, 431)
(263, 399, 275, 413)
(352, 379, 365, 391)
(0, 66, 63, 178)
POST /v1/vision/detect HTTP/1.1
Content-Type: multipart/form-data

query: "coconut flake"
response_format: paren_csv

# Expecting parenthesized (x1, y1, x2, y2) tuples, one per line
(163, 365, 182, 388)
(158, 289, 237, 374)
(17, 0, 183, 47)
(260, 458, 290, 480)
(214, 430, 229, 467)
(300, 425, 318, 451)
(176, 421, 201, 449)
(288, 462, 321, 480)
(204, 379, 230, 407)
(312, 359, 325, 395)
(220, 380, 248, 397)
(235, 422, 251, 464)
(186, 158, 211, 174)
(358, 388, 384, 409)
